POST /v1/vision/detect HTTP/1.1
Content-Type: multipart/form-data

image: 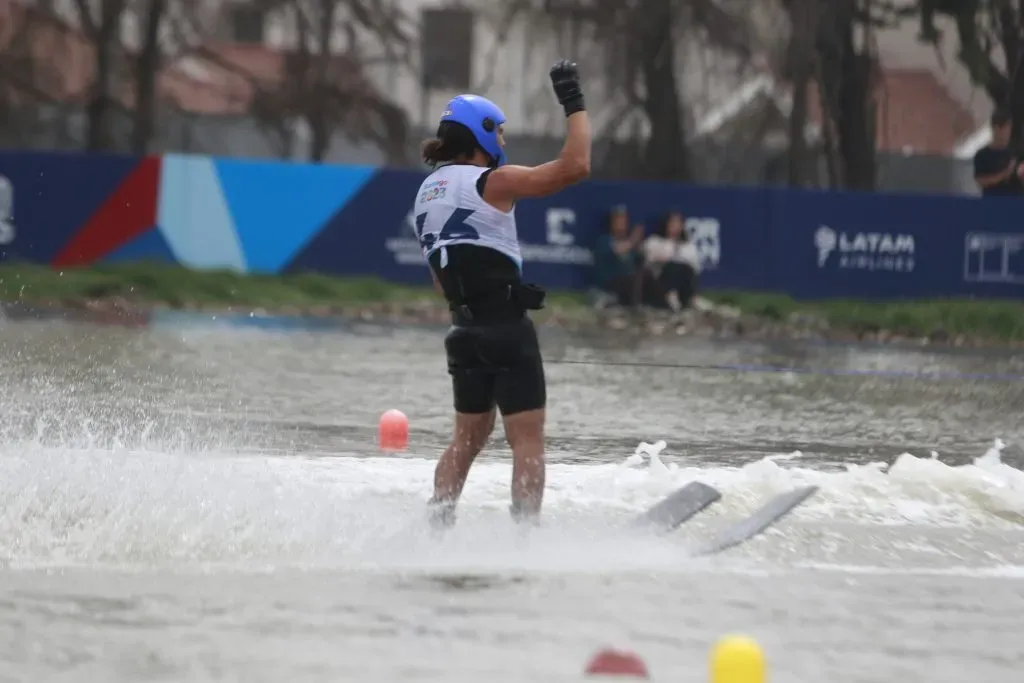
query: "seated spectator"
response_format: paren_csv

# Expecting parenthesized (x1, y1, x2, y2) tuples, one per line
(592, 205, 663, 308)
(642, 210, 700, 311)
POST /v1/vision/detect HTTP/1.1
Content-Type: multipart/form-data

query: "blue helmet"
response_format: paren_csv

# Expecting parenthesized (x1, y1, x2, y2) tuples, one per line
(440, 94, 507, 167)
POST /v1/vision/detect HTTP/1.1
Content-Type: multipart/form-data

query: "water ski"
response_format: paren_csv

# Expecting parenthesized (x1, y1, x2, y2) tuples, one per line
(689, 485, 818, 556)
(634, 481, 818, 554)
(631, 481, 722, 533)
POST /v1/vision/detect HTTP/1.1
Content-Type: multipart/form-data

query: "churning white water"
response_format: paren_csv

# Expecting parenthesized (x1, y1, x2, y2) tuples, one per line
(2, 319, 1024, 682)
(1, 437, 1023, 573)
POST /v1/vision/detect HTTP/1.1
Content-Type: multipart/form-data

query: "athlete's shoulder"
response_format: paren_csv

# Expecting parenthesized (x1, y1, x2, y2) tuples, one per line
(446, 163, 489, 182)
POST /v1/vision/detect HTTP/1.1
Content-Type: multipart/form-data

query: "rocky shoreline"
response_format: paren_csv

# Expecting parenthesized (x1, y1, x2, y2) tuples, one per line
(2, 294, 1019, 351)
(583, 298, 1017, 349)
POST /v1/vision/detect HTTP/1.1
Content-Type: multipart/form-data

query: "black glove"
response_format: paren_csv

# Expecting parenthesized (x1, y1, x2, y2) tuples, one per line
(549, 59, 585, 117)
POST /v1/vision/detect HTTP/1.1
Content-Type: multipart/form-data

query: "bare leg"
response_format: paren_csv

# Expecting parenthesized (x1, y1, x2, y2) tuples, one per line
(501, 408, 546, 523)
(429, 408, 496, 527)
(666, 289, 682, 312)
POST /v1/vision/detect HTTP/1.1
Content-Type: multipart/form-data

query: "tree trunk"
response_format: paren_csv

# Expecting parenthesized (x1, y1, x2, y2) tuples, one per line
(816, 0, 875, 190)
(1005, 5, 1024, 154)
(787, 75, 811, 186)
(836, 50, 876, 190)
(85, 0, 127, 151)
(783, 0, 820, 187)
(1011, 49, 1024, 153)
(132, 0, 165, 154)
(636, 0, 689, 181)
(308, 0, 336, 163)
(817, 81, 842, 188)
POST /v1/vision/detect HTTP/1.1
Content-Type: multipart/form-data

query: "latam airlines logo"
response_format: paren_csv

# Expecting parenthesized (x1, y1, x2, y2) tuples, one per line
(814, 226, 915, 273)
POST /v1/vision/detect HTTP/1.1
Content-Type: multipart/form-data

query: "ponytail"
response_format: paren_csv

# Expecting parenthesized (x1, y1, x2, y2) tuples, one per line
(420, 121, 485, 167)
(421, 138, 452, 166)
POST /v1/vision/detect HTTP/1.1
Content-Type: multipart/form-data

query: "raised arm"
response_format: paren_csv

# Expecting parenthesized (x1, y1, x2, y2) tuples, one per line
(484, 60, 591, 206)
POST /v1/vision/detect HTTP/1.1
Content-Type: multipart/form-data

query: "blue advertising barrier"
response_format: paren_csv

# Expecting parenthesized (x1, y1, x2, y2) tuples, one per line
(0, 151, 1022, 300)
(772, 188, 1024, 300)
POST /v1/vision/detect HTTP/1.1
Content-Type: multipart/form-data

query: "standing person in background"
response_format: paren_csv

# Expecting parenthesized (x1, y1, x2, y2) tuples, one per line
(593, 205, 662, 308)
(642, 210, 701, 312)
(973, 108, 1024, 197)
(414, 59, 591, 529)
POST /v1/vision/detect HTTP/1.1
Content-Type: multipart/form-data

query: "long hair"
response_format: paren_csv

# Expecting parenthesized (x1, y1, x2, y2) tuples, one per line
(659, 210, 689, 242)
(421, 121, 481, 167)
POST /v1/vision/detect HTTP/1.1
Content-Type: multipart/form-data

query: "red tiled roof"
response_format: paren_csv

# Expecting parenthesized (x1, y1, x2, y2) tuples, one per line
(805, 67, 978, 155)
(0, 0, 374, 115)
(0, 0, 94, 103)
(160, 43, 371, 115)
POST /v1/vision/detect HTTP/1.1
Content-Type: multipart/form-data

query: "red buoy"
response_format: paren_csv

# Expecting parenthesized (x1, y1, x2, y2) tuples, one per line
(584, 648, 649, 678)
(378, 409, 408, 452)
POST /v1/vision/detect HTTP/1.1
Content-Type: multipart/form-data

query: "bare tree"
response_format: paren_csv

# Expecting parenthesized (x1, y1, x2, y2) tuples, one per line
(0, 2, 81, 148)
(917, 0, 1024, 149)
(131, 0, 168, 153)
(72, 0, 131, 151)
(289, 0, 410, 163)
(249, 83, 300, 160)
(521, 0, 757, 181)
(780, 0, 821, 187)
(814, 0, 881, 190)
(2, 0, 207, 154)
(779, 0, 918, 191)
(191, 0, 411, 164)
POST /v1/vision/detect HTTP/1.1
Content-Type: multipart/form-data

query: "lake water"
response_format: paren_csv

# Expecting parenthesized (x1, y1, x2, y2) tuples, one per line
(2, 315, 1023, 682)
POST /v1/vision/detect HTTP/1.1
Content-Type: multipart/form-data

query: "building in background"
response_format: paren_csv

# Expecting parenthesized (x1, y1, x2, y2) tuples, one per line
(0, 0, 1001, 194)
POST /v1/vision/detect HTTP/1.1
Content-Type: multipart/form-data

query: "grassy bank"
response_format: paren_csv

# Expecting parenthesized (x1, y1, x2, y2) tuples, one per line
(0, 262, 588, 320)
(0, 262, 441, 309)
(1, 262, 1022, 342)
(709, 291, 1024, 342)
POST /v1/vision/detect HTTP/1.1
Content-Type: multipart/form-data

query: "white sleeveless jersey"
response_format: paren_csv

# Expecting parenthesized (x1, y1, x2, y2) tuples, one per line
(412, 164, 521, 270)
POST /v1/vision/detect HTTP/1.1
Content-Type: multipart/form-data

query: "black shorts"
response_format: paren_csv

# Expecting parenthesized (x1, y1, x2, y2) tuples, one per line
(444, 316, 546, 416)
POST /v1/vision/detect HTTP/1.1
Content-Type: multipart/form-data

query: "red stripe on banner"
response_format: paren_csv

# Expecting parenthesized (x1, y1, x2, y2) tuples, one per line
(52, 155, 162, 267)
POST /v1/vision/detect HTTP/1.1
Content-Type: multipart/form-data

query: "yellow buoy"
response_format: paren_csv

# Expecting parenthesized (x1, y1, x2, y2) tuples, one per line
(710, 634, 765, 683)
